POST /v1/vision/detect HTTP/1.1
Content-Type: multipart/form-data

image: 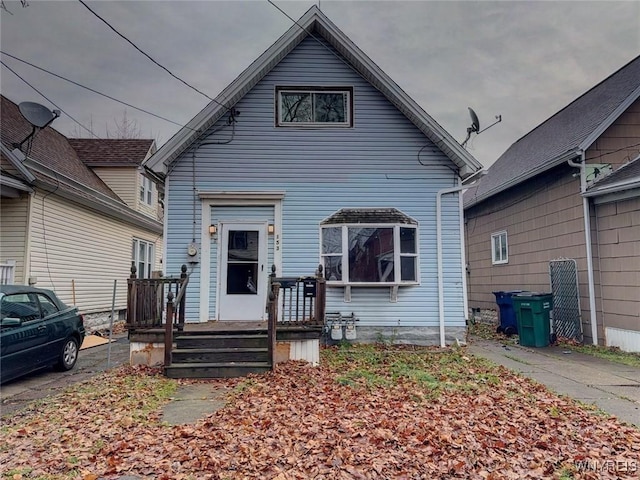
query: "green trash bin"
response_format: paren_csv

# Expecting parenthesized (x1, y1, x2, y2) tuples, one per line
(512, 293, 553, 347)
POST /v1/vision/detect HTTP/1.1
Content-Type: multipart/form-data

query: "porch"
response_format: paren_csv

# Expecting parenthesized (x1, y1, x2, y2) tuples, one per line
(126, 264, 326, 378)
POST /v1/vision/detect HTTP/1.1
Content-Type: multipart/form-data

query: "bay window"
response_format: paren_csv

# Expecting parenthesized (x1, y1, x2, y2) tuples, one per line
(320, 209, 418, 285)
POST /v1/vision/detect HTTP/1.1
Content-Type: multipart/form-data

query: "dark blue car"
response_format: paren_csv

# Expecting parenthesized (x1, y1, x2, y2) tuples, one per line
(1, 285, 85, 383)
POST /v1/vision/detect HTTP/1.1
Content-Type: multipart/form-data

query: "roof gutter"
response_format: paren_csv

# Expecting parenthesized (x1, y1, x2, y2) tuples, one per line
(567, 153, 599, 346)
(467, 149, 580, 209)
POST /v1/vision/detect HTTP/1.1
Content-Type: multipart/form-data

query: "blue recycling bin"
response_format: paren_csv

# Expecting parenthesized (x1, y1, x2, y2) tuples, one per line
(493, 290, 526, 336)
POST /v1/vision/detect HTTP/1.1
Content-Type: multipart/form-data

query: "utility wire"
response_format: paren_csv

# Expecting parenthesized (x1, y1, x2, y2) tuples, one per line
(1, 60, 98, 138)
(77, 0, 228, 110)
(266, 0, 359, 75)
(1, 51, 194, 131)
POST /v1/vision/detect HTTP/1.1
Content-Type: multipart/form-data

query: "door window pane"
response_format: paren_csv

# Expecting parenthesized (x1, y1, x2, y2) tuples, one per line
(226, 230, 259, 295)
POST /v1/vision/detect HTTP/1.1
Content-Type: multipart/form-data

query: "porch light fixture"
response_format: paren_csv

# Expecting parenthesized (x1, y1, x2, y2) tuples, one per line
(209, 225, 217, 235)
(268, 224, 275, 234)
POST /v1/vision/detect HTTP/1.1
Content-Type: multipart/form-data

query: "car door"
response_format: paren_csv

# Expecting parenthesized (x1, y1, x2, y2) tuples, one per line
(0, 293, 50, 381)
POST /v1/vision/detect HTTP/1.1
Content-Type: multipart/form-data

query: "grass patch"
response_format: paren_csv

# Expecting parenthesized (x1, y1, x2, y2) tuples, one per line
(322, 343, 504, 398)
(558, 342, 640, 367)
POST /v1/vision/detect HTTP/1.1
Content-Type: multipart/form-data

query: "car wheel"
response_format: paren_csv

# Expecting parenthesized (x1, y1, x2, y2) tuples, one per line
(56, 338, 79, 371)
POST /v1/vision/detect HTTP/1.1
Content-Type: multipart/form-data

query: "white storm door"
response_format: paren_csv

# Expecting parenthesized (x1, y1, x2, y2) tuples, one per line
(218, 222, 268, 321)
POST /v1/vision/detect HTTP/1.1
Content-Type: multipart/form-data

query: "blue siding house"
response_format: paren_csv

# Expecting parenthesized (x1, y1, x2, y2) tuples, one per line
(145, 6, 482, 347)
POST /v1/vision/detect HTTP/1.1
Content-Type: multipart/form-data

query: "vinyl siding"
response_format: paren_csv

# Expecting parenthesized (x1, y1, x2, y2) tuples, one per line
(92, 167, 136, 207)
(166, 36, 464, 328)
(28, 190, 163, 314)
(0, 194, 29, 284)
(595, 198, 640, 333)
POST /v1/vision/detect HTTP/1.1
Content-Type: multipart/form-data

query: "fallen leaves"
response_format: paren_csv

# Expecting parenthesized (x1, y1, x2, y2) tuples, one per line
(1, 347, 638, 479)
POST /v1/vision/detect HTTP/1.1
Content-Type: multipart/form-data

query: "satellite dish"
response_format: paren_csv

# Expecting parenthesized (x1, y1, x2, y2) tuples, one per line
(13, 102, 60, 152)
(468, 107, 480, 133)
(19, 102, 58, 128)
(461, 106, 502, 149)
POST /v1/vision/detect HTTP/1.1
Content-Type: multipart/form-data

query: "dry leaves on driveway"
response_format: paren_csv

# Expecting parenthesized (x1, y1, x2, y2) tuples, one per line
(1, 344, 638, 479)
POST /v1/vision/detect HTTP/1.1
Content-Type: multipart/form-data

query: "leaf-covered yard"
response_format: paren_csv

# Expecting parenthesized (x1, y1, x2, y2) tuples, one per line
(1, 345, 638, 480)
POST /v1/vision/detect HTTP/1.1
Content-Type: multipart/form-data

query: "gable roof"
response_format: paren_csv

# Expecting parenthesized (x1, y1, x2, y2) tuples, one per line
(0, 95, 122, 201)
(68, 139, 155, 167)
(0, 95, 162, 232)
(465, 55, 640, 208)
(145, 5, 481, 179)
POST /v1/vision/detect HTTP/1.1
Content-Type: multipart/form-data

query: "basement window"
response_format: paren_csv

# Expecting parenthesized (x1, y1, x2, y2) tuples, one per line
(276, 87, 353, 126)
(320, 208, 418, 285)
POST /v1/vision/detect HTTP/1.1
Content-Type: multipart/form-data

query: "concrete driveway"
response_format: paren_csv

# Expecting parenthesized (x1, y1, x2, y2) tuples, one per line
(1, 333, 130, 418)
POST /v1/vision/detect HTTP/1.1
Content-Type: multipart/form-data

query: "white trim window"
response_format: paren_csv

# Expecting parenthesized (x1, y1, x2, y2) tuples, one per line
(276, 86, 353, 126)
(320, 209, 418, 285)
(139, 173, 153, 206)
(132, 238, 155, 278)
(491, 231, 508, 265)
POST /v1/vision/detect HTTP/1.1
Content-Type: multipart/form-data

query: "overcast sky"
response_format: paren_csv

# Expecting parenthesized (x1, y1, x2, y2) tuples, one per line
(1, 1, 639, 168)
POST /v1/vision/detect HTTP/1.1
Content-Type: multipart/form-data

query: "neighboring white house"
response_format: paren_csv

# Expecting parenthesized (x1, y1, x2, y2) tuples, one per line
(0, 95, 163, 329)
(144, 6, 482, 346)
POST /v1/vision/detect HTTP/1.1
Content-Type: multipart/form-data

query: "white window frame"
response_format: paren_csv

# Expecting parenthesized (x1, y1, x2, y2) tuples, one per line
(491, 231, 508, 265)
(276, 86, 353, 127)
(320, 224, 419, 286)
(132, 238, 155, 278)
(139, 173, 153, 206)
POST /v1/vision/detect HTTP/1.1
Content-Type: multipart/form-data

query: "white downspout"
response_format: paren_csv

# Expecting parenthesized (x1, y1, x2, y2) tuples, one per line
(436, 170, 485, 348)
(567, 154, 599, 345)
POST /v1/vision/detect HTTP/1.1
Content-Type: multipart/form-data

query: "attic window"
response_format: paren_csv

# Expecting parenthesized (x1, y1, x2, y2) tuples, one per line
(276, 87, 353, 126)
(320, 209, 418, 285)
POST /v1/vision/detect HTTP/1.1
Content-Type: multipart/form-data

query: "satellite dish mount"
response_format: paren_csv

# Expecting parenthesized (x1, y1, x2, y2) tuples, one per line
(461, 107, 501, 148)
(13, 102, 61, 152)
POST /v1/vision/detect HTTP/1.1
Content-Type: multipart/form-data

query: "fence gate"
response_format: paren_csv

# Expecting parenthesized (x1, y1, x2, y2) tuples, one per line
(549, 258, 583, 342)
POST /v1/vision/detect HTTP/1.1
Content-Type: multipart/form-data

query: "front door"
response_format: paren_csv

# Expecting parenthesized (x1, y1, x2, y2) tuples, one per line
(218, 222, 268, 320)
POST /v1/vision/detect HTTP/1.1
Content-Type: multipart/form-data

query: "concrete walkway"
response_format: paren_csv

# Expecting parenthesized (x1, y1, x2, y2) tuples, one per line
(468, 338, 640, 428)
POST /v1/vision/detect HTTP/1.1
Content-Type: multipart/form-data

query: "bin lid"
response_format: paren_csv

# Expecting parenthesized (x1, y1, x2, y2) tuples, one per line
(514, 292, 551, 297)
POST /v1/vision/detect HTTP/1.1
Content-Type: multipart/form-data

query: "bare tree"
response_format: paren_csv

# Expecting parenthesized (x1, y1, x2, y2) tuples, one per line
(106, 109, 142, 139)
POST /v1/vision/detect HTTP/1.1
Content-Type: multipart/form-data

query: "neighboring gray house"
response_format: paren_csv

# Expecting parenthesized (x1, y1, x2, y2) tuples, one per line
(464, 56, 640, 351)
(145, 6, 482, 346)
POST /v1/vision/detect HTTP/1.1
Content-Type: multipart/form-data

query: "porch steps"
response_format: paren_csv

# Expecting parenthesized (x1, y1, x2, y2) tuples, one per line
(165, 330, 272, 379)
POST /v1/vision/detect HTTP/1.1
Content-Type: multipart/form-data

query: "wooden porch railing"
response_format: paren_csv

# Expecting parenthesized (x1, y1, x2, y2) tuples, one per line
(164, 272, 190, 367)
(126, 264, 189, 331)
(267, 264, 326, 369)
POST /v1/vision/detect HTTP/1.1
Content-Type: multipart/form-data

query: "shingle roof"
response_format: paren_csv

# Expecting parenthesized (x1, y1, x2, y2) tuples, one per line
(585, 156, 640, 196)
(465, 55, 640, 208)
(321, 208, 417, 225)
(68, 138, 154, 167)
(0, 95, 122, 201)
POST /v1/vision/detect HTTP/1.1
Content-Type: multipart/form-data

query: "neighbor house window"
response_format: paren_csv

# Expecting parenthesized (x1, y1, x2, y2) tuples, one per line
(491, 231, 508, 265)
(276, 87, 353, 126)
(132, 239, 155, 278)
(320, 208, 418, 285)
(139, 173, 153, 206)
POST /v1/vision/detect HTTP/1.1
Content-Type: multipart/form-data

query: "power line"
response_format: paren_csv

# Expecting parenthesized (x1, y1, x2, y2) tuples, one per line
(1, 51, 194, 131)
(266, 0, 356, 74)
(1, 60, 98, 138)
(77, 0, 228, 111)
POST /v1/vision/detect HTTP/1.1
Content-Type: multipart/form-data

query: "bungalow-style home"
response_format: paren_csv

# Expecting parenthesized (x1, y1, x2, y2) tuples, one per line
(464, 56, 640, 352)
(0, 95, 163, 329)
(144, 5, 482, 348)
